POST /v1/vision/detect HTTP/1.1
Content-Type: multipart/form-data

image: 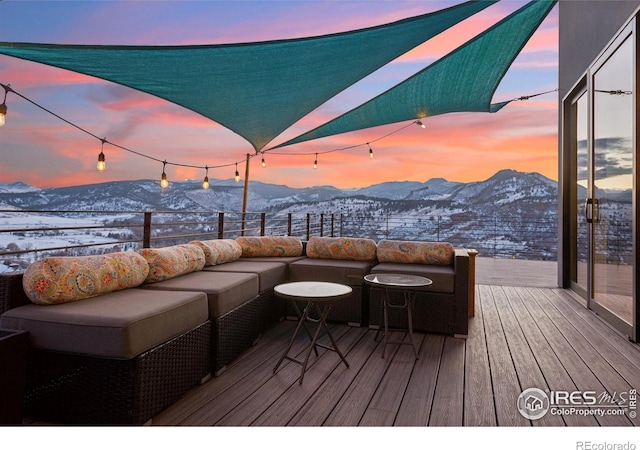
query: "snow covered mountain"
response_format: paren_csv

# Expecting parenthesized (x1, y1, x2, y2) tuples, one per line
(0, 169, 568, 264)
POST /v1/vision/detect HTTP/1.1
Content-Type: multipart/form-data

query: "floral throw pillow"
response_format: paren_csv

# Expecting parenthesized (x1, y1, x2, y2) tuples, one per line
(138, 244, 206, 283)
(189, 239, 242, 266)
(376, 240, 454, 266)
(22, 251, 150, 305)
(236, 236, 303, 257)
(306, 236, 377, 261)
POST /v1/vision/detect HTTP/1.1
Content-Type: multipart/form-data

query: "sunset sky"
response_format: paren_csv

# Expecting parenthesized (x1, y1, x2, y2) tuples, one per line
(0, 0, 558, 189)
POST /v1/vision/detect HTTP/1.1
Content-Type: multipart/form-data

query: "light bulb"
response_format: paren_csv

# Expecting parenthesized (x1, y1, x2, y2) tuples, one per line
(96, 151, 106, 172)
(261, 157, 266, 168)
(234, 163, 240, 182)
(313, 154, 318, 170)
(416, 120, 425, 129)
(160, 162, 169, 188)
(0, 103, 6, 127)
(202, 176, 209, 189)
(368, 145, 373, 158)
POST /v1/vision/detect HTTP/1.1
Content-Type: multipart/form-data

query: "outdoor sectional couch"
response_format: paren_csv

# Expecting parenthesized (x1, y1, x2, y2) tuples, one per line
(0, 234, 471, 425)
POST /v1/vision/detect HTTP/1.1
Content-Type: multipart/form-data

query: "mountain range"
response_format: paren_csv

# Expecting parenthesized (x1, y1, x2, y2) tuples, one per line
(0, 169, 558, 213)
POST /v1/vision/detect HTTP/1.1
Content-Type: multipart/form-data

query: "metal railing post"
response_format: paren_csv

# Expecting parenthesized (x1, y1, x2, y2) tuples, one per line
(287, 213, 292, 237)
(218, 212, 225, 239)
(143, 212, 152, 248)
(330, 213, 335, 237)
(260, 213, 266, 236)
(306, 213, 311, 241)
(320, 213, 324, 237)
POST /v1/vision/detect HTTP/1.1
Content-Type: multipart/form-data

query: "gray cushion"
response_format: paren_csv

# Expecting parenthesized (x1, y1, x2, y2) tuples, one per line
(289, 258, 373, 286)
(203, 260, 287, 292)
(239, 256, 306, 264)
(0, 288, 208, 359)
(370, 262, 455, 293)
(139, 270, 259, 318)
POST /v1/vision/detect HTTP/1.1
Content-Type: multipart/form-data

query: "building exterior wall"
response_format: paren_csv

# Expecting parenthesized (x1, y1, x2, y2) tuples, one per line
(559, 1, 640, 93)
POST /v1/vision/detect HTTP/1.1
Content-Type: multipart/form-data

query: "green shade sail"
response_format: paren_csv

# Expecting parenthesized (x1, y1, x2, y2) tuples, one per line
(273, 0, 557, 149)
(0, 1, 496, 152)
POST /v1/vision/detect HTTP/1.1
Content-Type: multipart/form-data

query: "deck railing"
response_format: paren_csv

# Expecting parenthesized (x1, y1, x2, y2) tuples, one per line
(0, 208, 567, 272)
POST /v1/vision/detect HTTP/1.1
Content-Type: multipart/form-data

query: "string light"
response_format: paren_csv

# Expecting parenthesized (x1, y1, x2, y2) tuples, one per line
(97, 138, 106, 172)
(261, 153, 266, 168)
(234, 162, 240, 182)
(313, 153, 318, 169)
(160, 161, 169, 188)
(368, 143, 373, 158)
(415, 119, 425, 128)
(0, 84, 10, 127)
(202, 166, 210, 189)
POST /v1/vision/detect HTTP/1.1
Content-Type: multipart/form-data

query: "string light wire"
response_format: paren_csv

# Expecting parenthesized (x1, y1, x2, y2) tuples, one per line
(0, 81, 557, 176)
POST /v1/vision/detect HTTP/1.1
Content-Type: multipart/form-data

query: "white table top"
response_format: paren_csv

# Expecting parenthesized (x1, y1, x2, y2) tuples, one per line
(364, 273, 433, 288)
(274, 281, 353, 302)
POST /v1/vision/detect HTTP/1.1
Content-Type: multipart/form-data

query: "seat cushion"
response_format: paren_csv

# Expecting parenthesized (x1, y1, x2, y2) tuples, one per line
(0, 288, 208, 359)
(202, 260, 287, 292)
(289, 258, 373, 286)
(371, 262, 455, 293)
(139, 271, 259, 318)
(239, 256, 307, 264)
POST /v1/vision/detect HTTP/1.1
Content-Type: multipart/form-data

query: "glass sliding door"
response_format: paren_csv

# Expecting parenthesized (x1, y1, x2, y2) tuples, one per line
(590, 29, 634, 336)
(570, 91, 589, 299)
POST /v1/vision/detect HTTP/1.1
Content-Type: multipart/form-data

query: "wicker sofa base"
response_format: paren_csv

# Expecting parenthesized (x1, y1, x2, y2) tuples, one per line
(213, 289, 284, 374)
(368, 288, 467, 336)
(23, 320, 211, 425)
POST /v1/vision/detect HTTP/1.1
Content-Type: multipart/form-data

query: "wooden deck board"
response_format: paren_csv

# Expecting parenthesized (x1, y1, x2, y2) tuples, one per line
(152, 283, 640, 428)
(480, 285, 530, 426)
(517, 287, 631, 426)
(504, 285, 598, 426)
(463, 284, 497, 426)
(491, 285, 565, 426)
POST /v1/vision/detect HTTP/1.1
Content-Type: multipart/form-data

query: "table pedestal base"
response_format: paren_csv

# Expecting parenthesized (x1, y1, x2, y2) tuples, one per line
(376, 289, 419, 360)
(274, 301, 349, 384)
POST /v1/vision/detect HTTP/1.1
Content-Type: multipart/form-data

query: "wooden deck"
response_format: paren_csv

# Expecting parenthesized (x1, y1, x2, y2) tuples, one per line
(152, 258, 640, 429)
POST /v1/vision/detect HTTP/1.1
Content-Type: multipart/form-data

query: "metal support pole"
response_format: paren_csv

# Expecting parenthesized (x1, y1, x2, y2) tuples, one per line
(241, 153, 250, 236)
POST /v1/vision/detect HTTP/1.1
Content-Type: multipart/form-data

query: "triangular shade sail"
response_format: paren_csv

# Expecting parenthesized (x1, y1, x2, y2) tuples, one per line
(273, 0, 556, 149)
(0, 1, 496, 152)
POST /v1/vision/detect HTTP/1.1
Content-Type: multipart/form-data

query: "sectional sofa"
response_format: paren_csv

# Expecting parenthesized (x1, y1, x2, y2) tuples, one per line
(0, 235, 471, 425)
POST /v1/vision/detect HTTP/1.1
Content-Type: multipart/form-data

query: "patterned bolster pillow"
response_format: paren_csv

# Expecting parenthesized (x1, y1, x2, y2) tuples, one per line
(189, 239, 242, 266)
(138, 244, 206, 283)
(306, 236, 377, 261)
(376, 240, 454, 266)
(236, 236, 303, 258)
(22, 251, 150, 305)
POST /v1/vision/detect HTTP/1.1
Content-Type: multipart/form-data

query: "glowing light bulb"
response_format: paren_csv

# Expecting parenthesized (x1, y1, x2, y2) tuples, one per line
(202, 176, 209, 189)
(97, 151, 106, 172)
(160, 172, 169, 188)
(0, 102, 6, 127)
(261, 157, 266, 168)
